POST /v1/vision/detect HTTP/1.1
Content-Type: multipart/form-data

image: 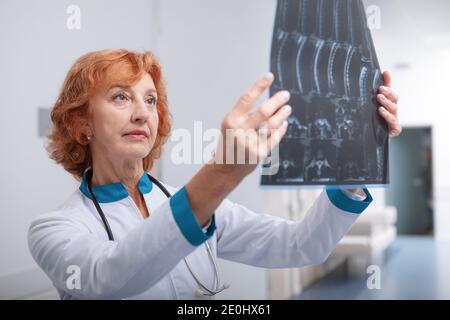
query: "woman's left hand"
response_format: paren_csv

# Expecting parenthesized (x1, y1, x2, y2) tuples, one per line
(347, 71, 402, 197)
(376, 70, 402, 137)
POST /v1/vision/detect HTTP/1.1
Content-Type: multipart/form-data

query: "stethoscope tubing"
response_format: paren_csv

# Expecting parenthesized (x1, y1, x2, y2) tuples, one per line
(85, 169, 228, 296)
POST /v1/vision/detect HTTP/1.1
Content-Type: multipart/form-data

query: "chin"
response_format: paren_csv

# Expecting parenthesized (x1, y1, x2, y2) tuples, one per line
(122, 145, 152, 160)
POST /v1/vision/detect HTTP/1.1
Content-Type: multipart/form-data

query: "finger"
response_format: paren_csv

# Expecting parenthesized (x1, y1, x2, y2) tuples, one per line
(265, 121, 289, 155)
(257, 104, 291, 139)
(256, 120, 276, 140)
(257, 120, 269, 135)
(378, 86, 399, 104)
(382, 70, 392, 87)
(232, 72, 275, 115)
(247, 90, 290, 128)
(376, 94, 397, 115)
(378, 107, 402, 137)
(266, 104, 292, 129)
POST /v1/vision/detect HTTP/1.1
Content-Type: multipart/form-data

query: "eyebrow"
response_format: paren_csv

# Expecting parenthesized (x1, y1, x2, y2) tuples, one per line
(108, 85, 157, 95)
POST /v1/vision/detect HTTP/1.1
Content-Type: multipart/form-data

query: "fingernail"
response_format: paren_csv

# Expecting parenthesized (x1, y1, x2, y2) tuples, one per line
(284, 105, 292, 114)
(263, 72, 274, 81)
(380, 86, 388, 91)
(281, 90, 290, 101)
(379, 107, 386, 112)
(378, 94, 386, 100)
(283, 120, 288, 127)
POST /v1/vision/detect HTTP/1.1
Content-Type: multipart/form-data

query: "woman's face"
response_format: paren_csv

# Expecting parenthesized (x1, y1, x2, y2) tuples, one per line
(87, 73, 159, 163)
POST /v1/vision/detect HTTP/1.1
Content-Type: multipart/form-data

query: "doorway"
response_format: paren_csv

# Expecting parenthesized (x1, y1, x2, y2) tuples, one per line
(385, 127, 434, 235)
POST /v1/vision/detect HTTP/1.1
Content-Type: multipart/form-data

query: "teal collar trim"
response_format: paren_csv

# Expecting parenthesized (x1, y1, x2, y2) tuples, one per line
(79, 170, 153, 203)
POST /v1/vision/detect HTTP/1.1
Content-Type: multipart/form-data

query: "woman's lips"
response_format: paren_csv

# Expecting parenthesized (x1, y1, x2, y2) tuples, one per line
(124, 134, 146, 139)
(123, 130, 148, 139)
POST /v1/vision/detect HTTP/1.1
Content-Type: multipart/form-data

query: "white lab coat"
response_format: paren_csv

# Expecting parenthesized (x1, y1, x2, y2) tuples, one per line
(28, 172, 372, 299)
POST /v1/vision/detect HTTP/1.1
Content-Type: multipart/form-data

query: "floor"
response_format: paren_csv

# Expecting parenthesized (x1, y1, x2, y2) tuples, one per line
(293, 236, 450, 300)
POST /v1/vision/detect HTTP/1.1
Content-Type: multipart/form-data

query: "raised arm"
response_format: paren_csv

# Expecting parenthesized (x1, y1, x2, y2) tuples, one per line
(185, 72, 292, 227)
(214, 188, 372, 268)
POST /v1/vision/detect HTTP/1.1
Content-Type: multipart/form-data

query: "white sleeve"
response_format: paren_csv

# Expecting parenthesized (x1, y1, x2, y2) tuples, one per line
(215, 188, 372, 268)
(28, 187, 216, 299)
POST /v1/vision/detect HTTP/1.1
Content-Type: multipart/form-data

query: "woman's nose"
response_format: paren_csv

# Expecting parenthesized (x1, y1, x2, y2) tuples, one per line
(131, 100, 150, 123)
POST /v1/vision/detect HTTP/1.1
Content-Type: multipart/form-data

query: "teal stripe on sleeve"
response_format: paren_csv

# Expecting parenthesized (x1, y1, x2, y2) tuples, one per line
(170, 186, 216, 246)
(326, 187, 373, 214)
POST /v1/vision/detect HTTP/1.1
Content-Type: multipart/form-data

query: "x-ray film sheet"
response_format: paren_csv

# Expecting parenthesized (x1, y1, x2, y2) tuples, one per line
(261, 0, 389, 187)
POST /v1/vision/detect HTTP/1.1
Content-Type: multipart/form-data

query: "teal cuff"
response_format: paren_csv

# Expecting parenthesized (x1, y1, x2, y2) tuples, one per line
(170, 186, 216, 246)
(325, 187, 373, 214)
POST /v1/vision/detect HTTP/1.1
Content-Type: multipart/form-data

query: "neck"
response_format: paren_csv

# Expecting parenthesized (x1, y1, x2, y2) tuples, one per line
(91, 157, 144, 199)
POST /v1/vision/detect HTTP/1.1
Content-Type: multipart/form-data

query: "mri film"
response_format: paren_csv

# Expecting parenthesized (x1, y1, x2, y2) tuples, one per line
(261, 0, 389, 187)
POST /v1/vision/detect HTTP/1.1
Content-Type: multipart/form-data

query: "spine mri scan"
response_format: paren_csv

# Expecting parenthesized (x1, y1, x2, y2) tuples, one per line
(261, 0, 389, 187)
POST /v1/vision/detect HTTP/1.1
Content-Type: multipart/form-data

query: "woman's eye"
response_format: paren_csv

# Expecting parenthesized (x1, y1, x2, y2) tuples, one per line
(146, 96, 157, 106)
(113, 93, 128, 102)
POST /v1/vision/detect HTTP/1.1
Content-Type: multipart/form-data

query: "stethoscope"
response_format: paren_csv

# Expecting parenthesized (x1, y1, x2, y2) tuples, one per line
(85, 169, 230, 297)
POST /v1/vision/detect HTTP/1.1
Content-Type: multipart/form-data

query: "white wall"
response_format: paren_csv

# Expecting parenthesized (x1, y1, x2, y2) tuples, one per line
(0, 0, 156, 299)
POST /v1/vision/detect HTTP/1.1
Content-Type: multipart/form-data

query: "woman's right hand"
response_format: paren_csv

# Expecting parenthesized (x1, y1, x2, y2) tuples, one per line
(186, 73, 291, 227)
(211, 72, 292, 180)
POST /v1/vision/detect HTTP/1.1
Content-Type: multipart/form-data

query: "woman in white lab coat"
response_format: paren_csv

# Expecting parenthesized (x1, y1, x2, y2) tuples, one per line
(28, 49, 401, 299)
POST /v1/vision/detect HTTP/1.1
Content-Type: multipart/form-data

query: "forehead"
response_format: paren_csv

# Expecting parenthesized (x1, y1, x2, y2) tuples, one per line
(103, 72, 156, 93)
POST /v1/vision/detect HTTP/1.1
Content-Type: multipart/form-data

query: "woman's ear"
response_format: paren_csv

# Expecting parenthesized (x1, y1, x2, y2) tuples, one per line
(85, 125, 93, 143)
(82, 102, 94, 142)
(79, 120, 93, 145)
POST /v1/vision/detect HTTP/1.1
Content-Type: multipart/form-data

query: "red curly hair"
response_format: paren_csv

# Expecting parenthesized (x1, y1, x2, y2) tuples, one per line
(47, 49, 172, 180)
